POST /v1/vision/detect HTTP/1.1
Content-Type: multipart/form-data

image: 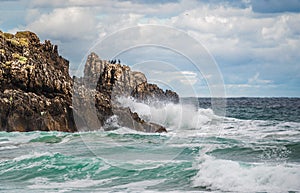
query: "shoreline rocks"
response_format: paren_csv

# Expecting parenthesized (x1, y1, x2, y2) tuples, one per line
(0, 30, 179, 133)
(0, 30, 75, 132)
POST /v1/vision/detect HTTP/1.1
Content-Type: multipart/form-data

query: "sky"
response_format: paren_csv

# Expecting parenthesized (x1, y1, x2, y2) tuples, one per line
(1, 0, 300, 97)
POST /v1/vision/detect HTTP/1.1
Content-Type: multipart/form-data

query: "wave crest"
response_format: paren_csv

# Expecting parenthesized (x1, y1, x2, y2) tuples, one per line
(192, 154, 300, 192)
(117, 97, 218, 130)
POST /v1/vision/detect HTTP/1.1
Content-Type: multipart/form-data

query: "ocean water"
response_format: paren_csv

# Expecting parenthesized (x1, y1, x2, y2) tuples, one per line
(0, 97, 300, 193)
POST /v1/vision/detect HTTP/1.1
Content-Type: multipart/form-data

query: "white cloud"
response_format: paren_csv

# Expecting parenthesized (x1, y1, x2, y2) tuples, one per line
(248, 72, 273, 84)
(149, 70, 198, 86)
(23, 0, 300, 64)
(227, 84, 253, 88)
(261, 15, 290, 40)
(165, 5, 300, 67)
(6, 0, 298, 96)
(27, 7, 97, 41)
(179, 71, 198, 85)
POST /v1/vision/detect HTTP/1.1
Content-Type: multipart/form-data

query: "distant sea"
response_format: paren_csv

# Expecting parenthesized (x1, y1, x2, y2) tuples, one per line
(1, 97, 299, 192)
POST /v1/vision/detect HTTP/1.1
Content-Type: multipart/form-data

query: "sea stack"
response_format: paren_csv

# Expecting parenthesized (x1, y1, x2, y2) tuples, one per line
(0, 30, 179, 133)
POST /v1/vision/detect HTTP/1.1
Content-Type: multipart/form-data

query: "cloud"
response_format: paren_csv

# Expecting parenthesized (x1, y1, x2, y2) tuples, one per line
(169, 5, 300, 61)
(27, 7, 97, 41)
(178, 71, 198, 85)
(134, 69, 200, 97)
(1, 0, 299, 96)
(119, 0, 180, 4)
(248, 72, 273, 84)
(145, 70, 198, 86)
(250, 0, 300, 13)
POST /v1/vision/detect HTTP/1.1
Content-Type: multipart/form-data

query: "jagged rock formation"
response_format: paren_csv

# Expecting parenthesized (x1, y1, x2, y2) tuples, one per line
(0, 30, 75, 132)
(0, 30, 179, 133)
(74, 52, 178, 132)
(132, 82, 179, 104)
(84, 52, 179, 104)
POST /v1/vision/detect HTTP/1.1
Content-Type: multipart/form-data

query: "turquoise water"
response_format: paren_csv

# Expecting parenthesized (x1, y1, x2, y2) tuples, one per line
(1, 98, 300, 192)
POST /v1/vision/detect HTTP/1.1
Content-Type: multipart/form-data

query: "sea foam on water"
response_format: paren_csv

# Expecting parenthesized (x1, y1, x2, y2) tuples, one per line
(192, 154, 300, 192)
(117, 97, 218, 130)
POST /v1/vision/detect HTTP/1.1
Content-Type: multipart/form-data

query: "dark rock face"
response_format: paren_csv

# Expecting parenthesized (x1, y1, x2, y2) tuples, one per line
(83, 52, 179, 104)
(0, 31, 75, 132)
(75, 52, 179, 132)
(0, 31, 71, 96)
(0, 89, 75, 132)
(0, 31, 179, 133)
(132, 82, 179, 104)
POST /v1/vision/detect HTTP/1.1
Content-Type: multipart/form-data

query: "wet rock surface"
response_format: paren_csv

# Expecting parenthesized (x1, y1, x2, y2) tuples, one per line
(0, 31, 179, 133)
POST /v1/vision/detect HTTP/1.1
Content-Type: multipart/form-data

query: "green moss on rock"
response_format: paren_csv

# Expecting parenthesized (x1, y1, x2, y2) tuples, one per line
(19, 56, 27, 64)
(19, 38, 29, 47)
(1, 31, 31, 48)
(3, 32, 14, 39)
(8, 39, 20, 46)
(12, 53, 28, 64)
(15, 31, 31, 38)
(15, 31, 40, 44)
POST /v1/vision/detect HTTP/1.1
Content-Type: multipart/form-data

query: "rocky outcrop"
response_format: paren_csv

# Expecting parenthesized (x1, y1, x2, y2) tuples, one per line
(83, 52, 148, 97)
(84, 52, 179, 104)
(0, 30, 179, 133)
(74, 52, 179, 132)
(0, 89, 75, 132)
(0, 30, 75, 132)
(132, 82, 179, 104)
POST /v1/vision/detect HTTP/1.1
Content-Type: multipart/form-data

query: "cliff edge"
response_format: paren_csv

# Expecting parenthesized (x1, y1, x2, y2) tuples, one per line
(0, 30, 75, 132)
(0, 30, 178, 133)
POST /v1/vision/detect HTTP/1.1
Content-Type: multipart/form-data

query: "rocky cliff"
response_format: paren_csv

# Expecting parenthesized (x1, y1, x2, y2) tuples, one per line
(0, 30, 75, 132)
(83, 52, 179, 103)
(0, 30, 179, 133)
(74, 52, 178, 132)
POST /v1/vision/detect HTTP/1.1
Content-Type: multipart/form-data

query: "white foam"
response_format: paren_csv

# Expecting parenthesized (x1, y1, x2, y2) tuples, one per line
(117, 97, 219, 130)
(218, 118, 300, 143)
(106, 126, 163, 136)
(192, 154, 300, 192)
(28, 177, 111, 190)
(0, 132, 40, 144)
(107, 179, 164, 191)
(13, 152, 54, 162)
(0, 145, 18, 150)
